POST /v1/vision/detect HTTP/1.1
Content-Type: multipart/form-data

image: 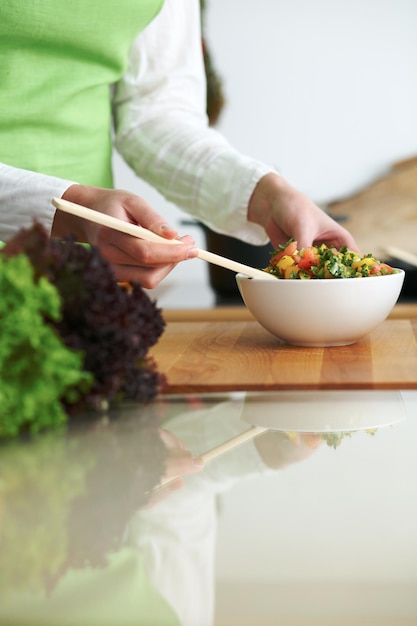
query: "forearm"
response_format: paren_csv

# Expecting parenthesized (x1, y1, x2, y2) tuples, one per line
(115, 116, 273, 243)
(113, 0, 274, 245)
(0, 162, 75, 241)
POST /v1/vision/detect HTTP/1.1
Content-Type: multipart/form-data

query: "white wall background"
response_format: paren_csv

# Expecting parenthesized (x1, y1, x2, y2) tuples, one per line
(113, 0, 417, 298)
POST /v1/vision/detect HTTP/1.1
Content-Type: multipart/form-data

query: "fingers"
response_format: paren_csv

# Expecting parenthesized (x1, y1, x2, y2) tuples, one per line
(112, 262, 177, 288)
(144, 451, 204, 509)
(97, 229, 197, 266)
(297, 228, 358, 252)
(141, 437, 204, 508)
(158, 428, 187, 450)
(320, 229, 359, 252)
(59, 187, 199, 286)
(158, 428, 204, 479)
(255, 176, 358, 253)
(163, 450, 204, 479)
(308, 222, 359, 252)
(283, 211, 359, 253)
(255, 431, 320, 469)
(95, 230, 198, 287)
(122, 194, 181, 241)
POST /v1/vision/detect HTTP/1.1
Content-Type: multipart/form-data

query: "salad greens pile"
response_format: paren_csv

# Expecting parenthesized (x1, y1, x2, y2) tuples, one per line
(0, 253, 91, 438)
(0, 223, 166, 439)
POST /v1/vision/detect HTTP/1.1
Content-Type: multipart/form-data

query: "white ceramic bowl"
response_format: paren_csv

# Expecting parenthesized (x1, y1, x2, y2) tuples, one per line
(236, 270, 405, 347)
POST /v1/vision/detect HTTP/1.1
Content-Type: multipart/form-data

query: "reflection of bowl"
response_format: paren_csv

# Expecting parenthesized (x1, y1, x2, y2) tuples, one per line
(236, 270, 405, 347)
(241, 390, 407, 433)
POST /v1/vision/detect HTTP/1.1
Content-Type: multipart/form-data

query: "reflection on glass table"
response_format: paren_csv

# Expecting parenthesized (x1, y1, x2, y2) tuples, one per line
(0, 390, 416, 626)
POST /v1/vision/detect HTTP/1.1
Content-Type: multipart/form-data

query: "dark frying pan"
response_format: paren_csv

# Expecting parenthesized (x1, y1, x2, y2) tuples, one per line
(384, 258, 417, 302)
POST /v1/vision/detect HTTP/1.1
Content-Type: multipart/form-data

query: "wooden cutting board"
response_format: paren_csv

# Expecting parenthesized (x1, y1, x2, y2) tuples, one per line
(150, 319, 417, 393)
(327, 155, 417, 260)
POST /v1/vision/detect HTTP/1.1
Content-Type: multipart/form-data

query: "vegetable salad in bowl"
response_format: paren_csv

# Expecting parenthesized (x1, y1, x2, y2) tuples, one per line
(264, 239, 398, 280)
(236, 239, 405, 346)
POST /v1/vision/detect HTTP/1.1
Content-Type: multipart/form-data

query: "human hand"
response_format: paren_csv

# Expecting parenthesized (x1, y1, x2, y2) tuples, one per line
(254, 430, 321, 470)
(51, 185, 198, 288)
(247, 173, 358, 251)
(143, 428, 204, 509)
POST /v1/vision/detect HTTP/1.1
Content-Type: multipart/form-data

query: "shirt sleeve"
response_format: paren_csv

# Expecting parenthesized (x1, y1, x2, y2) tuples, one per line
(0, 163, 75, 241)
(113, 0, 274, 245)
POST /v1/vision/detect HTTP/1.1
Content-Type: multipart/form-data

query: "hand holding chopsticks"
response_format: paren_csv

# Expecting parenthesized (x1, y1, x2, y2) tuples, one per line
(152, 425, 268, 493)
(52, 198, 276, 281)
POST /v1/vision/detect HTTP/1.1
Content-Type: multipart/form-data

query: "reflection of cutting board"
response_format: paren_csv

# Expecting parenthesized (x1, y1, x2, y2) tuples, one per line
(327, 156, 417, 260)
(150, 320, 417, 393)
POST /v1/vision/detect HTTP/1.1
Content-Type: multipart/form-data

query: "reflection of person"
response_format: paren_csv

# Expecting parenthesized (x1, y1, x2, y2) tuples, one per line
(0, 0, 357, 288)
(126, 396, 320, 626)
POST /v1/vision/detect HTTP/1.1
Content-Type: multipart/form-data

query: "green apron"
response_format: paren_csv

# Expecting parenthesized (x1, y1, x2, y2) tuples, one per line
(0, 0, 163, 187)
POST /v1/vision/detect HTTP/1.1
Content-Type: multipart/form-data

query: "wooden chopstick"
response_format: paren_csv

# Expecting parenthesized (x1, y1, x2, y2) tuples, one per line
(153, 425, 268, 492)
(52, 198, 276, 281)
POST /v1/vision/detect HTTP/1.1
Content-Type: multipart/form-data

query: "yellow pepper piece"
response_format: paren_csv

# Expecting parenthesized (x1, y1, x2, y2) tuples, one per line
(351, 257, 376, 271)
(277, 255, 295, 271)
(284, 265, 300, 279)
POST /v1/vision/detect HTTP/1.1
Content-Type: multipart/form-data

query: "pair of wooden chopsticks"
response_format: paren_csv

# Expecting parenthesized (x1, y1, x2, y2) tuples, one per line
(52, 198, 276, 281)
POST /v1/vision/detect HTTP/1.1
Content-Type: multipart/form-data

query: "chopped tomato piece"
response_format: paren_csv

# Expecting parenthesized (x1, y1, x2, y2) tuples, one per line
(369, 264, 381, 275)
(298, 247, 317, 270)
(269, 240, 298, 265)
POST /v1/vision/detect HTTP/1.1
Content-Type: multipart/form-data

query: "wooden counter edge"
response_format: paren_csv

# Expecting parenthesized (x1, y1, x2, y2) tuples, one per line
(162, 302, 417, 323)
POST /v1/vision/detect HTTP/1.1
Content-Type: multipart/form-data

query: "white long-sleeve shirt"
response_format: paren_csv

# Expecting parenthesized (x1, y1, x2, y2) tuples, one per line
(0, 0, 273, 244)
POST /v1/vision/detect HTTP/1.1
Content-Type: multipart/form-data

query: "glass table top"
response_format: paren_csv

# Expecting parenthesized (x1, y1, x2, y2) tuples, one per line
(1, 389, 416, 626)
